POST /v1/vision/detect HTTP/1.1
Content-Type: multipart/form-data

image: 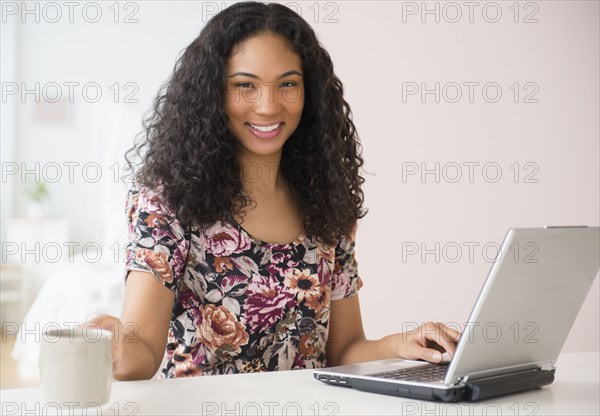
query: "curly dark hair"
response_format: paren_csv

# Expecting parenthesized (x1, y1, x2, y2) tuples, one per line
(125, 1, 367, 246)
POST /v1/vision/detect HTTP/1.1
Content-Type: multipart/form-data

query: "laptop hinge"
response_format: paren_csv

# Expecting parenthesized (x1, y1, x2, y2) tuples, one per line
(540, 361, 555, 371)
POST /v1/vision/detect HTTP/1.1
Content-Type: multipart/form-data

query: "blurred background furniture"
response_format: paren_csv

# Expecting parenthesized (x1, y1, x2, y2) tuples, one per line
(4, 218, 69, 323)
(0, 264, 24, 324)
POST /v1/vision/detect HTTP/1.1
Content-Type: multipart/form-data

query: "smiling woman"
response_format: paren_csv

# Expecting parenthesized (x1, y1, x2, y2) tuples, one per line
(122, 1, 366, 247)
(85, 0, 459, 381)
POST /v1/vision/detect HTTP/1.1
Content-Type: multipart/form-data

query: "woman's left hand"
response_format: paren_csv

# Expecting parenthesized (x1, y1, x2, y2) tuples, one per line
(386, 321, 461, 364)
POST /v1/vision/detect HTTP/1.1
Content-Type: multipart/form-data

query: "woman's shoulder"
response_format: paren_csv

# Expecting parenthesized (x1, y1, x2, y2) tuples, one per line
(126, 183, 177, 219)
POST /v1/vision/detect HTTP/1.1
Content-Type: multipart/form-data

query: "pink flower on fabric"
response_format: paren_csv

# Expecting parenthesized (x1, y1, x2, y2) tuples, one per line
(330, 271, 351, 300)
(266, 251, 299, 276)
(242, 275, 296, 333)
(137, 185, 176, 217)
(203, 222, 251, 257)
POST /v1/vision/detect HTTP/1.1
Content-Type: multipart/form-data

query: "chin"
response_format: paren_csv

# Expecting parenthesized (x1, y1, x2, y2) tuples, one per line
(237, 135, 289, 157)
(241, 143, 286, 157)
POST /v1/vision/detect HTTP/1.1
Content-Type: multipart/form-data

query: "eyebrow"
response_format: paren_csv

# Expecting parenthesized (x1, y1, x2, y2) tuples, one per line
(227, 70, 303, 79)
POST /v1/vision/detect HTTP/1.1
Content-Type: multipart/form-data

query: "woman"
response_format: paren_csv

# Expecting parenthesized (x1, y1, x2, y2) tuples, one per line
(89, 1, 460, 380)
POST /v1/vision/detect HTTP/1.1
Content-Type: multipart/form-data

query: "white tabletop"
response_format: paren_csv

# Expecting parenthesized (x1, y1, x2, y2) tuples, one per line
(1, 351, 598, 415)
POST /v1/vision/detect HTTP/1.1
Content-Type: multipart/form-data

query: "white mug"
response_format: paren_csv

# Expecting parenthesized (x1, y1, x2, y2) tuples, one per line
(40, 326, 113, 407)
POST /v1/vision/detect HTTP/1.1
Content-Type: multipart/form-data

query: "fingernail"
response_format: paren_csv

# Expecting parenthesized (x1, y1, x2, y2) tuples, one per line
(433, 351, 442, 362)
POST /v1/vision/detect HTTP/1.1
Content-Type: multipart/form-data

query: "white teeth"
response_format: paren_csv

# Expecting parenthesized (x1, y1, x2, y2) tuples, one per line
(249, 123, 280, 132)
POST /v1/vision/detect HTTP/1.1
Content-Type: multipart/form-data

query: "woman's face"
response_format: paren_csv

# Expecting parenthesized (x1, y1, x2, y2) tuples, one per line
(225, 31, 305, 159)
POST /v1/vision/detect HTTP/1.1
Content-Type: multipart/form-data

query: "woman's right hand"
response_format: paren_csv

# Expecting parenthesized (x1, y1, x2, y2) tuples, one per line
(83, 314, 131, 375)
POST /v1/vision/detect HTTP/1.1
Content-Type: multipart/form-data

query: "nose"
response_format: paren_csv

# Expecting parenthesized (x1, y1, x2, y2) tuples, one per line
(253, 82, 282, 116)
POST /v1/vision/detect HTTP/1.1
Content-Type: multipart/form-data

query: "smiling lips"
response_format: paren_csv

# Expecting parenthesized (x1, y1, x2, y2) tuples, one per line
(245, 122, 284, 139)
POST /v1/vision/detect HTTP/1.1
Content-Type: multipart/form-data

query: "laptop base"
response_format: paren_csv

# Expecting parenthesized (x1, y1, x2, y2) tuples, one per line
(316, 368, 555, 402)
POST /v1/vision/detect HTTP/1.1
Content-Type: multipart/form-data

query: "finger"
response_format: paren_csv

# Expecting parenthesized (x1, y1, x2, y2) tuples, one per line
(84, 314, 119, 331)
(84, 313, 111, 323)
(402, 332, 444, 363)
(423, 332, 454, 358)
(423, 323, 457, 358)
(425, 339, 446, 353)
(437, 322, 462, 343)
(434, 322, 458, 357)
(414, 346, 445, 363)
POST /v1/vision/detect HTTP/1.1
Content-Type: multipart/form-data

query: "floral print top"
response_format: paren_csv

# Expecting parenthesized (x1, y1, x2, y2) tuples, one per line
(123, 186, 363, 377)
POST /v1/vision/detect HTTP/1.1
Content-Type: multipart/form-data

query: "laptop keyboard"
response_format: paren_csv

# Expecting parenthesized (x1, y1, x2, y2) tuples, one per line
(367, 363, 449, 383)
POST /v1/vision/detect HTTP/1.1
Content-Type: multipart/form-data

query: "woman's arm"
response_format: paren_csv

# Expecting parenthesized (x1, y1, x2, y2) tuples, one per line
(326, 294, 460, 367)
(86, 270, 174, 381)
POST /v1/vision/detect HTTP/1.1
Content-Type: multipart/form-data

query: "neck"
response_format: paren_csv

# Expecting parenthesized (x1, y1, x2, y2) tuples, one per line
(238, 150, 285, 194)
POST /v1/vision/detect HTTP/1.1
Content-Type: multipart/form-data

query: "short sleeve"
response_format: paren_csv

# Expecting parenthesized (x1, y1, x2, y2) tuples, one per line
(123, 186, 190, 292)
(330, 224, 364, 301)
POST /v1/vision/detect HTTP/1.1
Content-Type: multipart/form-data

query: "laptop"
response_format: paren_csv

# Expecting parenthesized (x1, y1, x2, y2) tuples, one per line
(314, 226, 600, 402)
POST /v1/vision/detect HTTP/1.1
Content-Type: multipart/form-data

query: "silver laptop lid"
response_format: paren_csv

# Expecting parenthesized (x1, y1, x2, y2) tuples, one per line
(445, 227, 599, 385)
